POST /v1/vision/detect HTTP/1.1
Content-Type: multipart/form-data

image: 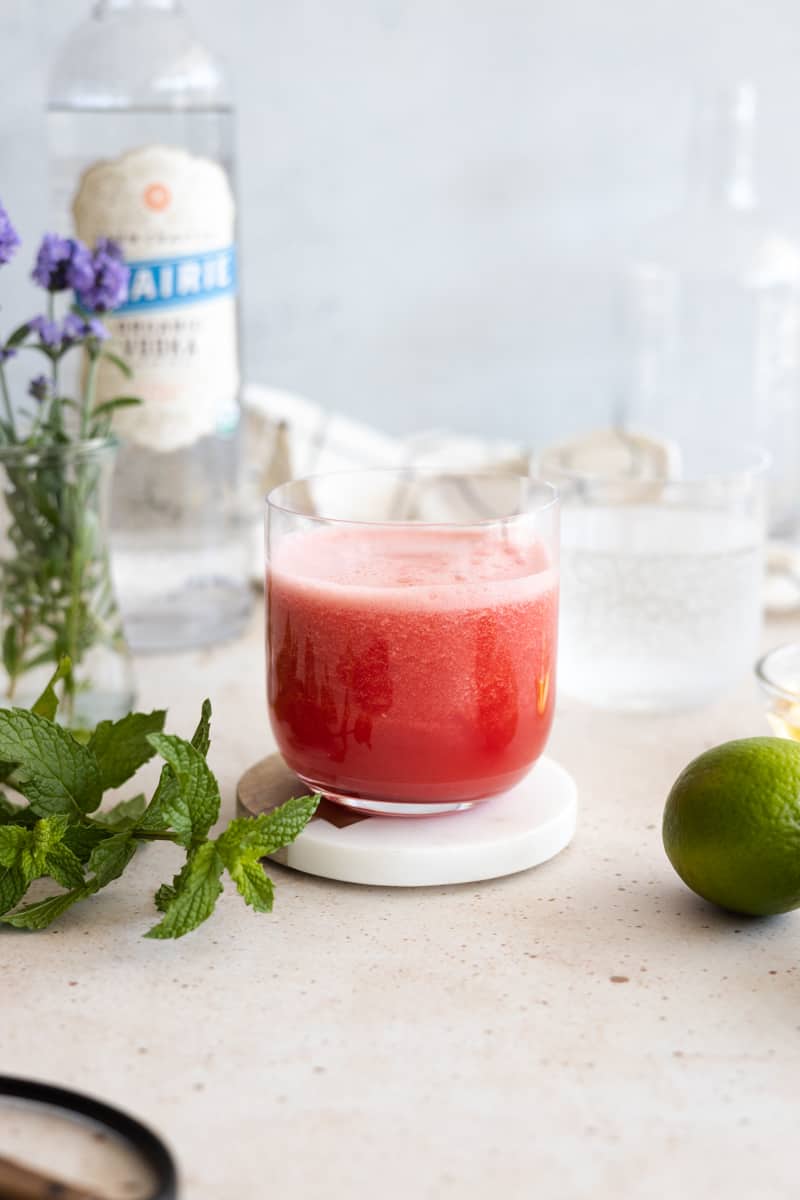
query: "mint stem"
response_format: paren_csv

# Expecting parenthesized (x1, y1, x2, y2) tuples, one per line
(131, 829, 183, 843)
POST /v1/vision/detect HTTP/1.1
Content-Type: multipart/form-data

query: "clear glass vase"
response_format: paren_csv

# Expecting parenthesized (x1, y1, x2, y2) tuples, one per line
(0, 437, 135, 728)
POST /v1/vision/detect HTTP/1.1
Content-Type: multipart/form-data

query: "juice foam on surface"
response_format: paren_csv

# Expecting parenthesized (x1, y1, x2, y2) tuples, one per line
(270, 525, 556, 607)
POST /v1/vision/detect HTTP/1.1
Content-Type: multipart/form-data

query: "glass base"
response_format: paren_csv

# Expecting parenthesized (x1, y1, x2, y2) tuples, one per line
(121, 580, 253, 654)
(297, 778, 480, 817)
(112, 529, 254, 653)
(0, 646, 136, 731)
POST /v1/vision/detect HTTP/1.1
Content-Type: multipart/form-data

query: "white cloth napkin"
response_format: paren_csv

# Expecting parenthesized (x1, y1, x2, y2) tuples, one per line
(243, 383, 529, 487)
(242, 384, 530, 582)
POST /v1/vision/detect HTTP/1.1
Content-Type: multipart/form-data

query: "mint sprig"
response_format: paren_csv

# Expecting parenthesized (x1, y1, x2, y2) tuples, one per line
(0, 662, 319, 938)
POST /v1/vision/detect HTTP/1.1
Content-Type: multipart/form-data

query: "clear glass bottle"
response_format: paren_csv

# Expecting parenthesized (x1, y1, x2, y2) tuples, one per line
(48, 0, 253, 651)
(624, 83, 800, 535)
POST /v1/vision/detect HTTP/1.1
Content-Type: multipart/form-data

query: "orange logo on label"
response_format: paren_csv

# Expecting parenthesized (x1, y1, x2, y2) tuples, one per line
(143, 182, 171, 212)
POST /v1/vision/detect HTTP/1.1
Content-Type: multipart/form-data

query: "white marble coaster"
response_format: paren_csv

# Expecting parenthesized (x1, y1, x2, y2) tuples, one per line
(237, 755, 577, 887)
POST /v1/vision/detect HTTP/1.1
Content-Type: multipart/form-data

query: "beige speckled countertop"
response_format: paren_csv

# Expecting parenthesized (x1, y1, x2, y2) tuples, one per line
(2, 609, 799, 1199)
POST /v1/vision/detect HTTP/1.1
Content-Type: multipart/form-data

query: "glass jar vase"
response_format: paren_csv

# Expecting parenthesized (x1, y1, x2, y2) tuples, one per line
(0, 437, 135, 728)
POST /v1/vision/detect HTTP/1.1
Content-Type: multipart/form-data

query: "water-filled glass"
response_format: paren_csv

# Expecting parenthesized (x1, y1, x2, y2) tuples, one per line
(551, 445, 767, 712)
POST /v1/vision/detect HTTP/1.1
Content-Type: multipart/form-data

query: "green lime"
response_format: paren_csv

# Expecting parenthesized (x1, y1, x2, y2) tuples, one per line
(663, 737, 800, 917)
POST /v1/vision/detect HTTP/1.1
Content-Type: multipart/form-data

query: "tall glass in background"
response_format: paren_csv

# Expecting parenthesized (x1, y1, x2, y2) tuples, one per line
(624, 82, 800, 536)
(48, 0, 252, 651)
(266, 471, 559, 815)
(551, 447, 767, 712)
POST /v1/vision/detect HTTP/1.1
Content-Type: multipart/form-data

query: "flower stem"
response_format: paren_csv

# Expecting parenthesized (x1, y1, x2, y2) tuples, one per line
(47, 293, 61, 429)
(0, 361, 16, 440)
(82, 350, 99, 438)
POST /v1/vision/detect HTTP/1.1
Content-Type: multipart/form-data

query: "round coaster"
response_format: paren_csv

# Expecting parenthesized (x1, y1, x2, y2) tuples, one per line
(237, 755, 577, 887)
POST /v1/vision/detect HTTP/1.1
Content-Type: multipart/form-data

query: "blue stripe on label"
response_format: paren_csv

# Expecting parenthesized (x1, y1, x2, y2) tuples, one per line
(113, 246, 237, 313)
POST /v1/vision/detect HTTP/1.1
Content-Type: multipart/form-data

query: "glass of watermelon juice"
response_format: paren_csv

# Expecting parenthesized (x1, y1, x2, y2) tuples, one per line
(266, 471, 559, 815)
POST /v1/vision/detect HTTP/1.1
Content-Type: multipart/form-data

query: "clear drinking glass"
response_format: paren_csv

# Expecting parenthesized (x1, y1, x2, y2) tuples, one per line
(550, 445, 767, 712)
(266, 470, 559, 815)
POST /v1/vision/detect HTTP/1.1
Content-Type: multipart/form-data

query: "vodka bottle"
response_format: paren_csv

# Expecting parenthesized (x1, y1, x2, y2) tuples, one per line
(624, 83, 800, 535)
(48, 0, 253, 651)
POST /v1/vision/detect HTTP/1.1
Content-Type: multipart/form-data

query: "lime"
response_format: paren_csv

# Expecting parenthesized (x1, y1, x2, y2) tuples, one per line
(663, 737, 800, 916)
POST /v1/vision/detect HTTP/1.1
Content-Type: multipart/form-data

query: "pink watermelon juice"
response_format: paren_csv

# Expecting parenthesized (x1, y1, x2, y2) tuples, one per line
(267, 525, 558, 806)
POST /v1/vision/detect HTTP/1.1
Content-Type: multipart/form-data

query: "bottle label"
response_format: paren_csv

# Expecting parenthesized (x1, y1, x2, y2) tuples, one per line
(122, 247, 237, 312)
(73, 144, 240, 453)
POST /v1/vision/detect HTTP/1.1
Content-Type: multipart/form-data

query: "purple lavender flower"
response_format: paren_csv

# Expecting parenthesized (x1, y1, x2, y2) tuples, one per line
(84, 316, 109, 341)
(0, 202, 20, 266)
(95, 237, 124, 261)
(0, 347, 16, 364)
(61, 312, 110, 344)
(61, 313, 87, 344)
(77, 241, 130, 313)
(28, 315, 63, 348)
(28, 375, 50, 403)
(32, 234, 94, 293)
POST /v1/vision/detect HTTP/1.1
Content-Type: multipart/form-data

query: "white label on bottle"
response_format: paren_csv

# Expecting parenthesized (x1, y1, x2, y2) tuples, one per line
(73, 144, 239, 453)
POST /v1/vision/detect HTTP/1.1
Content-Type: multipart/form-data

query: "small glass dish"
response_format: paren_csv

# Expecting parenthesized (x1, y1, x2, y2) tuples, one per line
(755, 643, 800, 739)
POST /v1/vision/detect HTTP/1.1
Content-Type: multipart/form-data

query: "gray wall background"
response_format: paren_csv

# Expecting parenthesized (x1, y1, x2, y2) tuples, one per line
(3, 0, 800, 446)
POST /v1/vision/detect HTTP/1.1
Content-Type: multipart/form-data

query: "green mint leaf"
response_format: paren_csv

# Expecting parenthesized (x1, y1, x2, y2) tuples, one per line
(0, 709, 102, 816)
(88, 832, 137, 888)
(136, 774, 172, 834)
(145, 842, 224, 939)
(93, 794, 147, 830)
(137, 700, 213, 835)
(153, 858, 192, 913)
(216, 796, 317, 918)
(89, 710, 166, 791)
(217, 795, 320, 861)
(191, 699, 212, 758)
(228, 858, 274, 913)
(45, 843, 86, 890)
(145, 733, 220, 848)
(153, 882, 176, 913)
(30, 657, 72, 721)
(0, 825, 129, 933)
(0, 826, 30, 867)
(0, 814, 70, 879)
(1, 885, 93, 931)
(0, 867, 28, 915)
(63, 822, 113, 864)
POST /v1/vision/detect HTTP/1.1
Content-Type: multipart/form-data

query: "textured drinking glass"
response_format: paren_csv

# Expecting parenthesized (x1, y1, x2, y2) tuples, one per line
(266, 470, 559, 815)
(551, 446, 767, 712)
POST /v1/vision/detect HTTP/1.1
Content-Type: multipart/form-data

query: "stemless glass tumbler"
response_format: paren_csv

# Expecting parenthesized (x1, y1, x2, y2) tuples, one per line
(266, 471, 559, 815)
(550, 445, 768, 712)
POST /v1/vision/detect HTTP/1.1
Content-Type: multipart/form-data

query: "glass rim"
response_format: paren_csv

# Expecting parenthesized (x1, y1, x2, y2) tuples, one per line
(755, 643, 800, 703)
(540, 444, 770, 489)
(0, 435, 118, 467)
(266, 467, 559, 529)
